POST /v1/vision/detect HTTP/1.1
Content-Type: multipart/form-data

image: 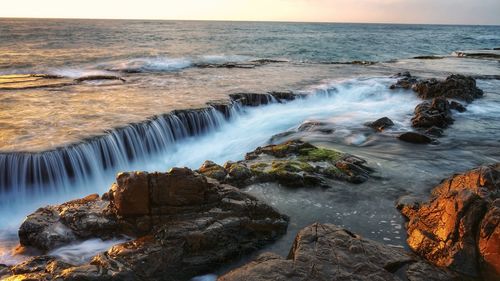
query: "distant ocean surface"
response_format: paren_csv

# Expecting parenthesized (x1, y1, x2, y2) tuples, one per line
(1, 18, 499, 72)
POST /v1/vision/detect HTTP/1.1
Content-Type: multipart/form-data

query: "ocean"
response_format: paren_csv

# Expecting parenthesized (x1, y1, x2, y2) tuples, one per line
(0, 19, 499, 277)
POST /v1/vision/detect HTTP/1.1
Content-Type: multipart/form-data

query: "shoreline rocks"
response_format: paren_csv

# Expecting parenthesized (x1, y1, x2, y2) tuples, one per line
(398, 163, 500, 280)
(197, 140, 374, 187)
(4, 168, 289, 280)
(218, 223, 460, 281)
(390, 73, 483, 103)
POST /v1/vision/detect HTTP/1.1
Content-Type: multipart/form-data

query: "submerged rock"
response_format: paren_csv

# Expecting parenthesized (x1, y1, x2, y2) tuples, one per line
(6, 168, 288, 280)
(219, 223, 460, 281)
(297, 120, 334, 134)
(398, 132, 434, 144)
(390, 71, 418, 90)
(399, 164, 500, 280)
(365, 117, 394, 131)
(198, 140, 374, 187)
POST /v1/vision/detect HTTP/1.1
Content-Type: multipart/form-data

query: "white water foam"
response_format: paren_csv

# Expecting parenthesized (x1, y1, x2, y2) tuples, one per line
(48, 238, 127, 265)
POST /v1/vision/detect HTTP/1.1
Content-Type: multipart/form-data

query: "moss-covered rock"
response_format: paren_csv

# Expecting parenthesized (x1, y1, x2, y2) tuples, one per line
(199, 140, 374, 188)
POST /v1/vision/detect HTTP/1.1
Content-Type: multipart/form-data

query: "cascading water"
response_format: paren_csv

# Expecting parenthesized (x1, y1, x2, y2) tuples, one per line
(0, 77, 433, 266)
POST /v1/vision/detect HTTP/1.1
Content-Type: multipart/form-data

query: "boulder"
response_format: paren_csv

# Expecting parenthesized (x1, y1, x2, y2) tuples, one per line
(218, 223, 460, 281)
(198, 140, 374, 187)
(18, 194, 118, 251)
(412, 74, 483, 102)
(365, 117, 395, 131)
(399, 164, 500, 280)
(411, 97, 454, 129)
(7, 168, 289, 281)
(398, 132, 433, 144)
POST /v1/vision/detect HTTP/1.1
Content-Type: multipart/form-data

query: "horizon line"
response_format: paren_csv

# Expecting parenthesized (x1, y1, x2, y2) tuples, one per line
(1, 16, 499, 27)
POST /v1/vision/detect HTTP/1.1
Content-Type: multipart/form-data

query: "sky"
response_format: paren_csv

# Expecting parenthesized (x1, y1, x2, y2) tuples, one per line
(1, 0, 499, 25)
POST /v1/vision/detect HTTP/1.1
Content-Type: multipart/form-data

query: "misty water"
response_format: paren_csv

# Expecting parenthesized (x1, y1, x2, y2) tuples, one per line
(0, 19, 499, 278)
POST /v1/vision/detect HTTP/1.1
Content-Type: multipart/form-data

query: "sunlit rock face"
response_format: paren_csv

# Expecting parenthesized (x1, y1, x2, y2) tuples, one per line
(218, 223, 460, 281)
(399, 163, 500, 280)
(4, 168, 288, 280)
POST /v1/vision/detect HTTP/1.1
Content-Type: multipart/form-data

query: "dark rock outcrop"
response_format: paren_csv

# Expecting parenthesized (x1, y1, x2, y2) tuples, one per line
(398, 132, 434, 144)
(399, 164, 500, 280)
(390, 73, 483, 103)
(229, 91, 298, 106)
(197, 140, 374, 187)
(411, 97, 454, 129)
(6, 168, 288, 281)
(218, 223, 460, 281)
(412, 74, 483, 102)
(390, 71, 418, 90)
(365, 117, 395, 131)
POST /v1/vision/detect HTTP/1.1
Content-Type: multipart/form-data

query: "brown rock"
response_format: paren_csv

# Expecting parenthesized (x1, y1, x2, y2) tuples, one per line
(411, 97, 454, 129)
(398, 132, 433, 144)
(219, 223, 459, 281)
(412, 74, 483, 102)
(365, 117, 395, 131)
(400, 164, 500, 280)
(112, 171, 150, 216)
(479, 199, 500, 280)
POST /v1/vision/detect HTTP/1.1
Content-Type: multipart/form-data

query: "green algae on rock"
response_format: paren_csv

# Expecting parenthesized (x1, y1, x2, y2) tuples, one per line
(197, 140, 374, 188)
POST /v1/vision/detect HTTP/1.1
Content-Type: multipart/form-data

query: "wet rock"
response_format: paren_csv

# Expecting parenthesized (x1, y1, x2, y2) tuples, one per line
(0, 73, 74, 90)
(390, 72, 419, 90)
(365, 117, 394, 131)
(450, 100, 467, 112)
(413, 74, 483, 102)
(198, 160, 227, 181)
(412, 97, 454, 129)
(479, 199, 500, 280)
(18, 194, 118, 251)
(218, 223, 460, 281)
(8, 168, 288, 281)
(398, 132, 433, 144)
(229, 92, 298, 106)
(297, 120, 334, 134)
(399, 164, 500, 280)
(74, 75, 125, 83)
(199, 140, 374, 187)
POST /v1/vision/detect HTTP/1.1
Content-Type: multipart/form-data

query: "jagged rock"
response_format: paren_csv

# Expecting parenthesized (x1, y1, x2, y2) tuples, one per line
(479, 199, 500, 280)
(398, 132, 433, 144)
(413, 74, 483, 102)
(18, 194, 118, 251)
(218, 223, 460, 281)
(7, 168, 288, 281)
(365, 117, 395, 131)
(399, 164, 500, 280)
(198, 140, 374, 187)
(198, 160, 227, 181)
(412, 97, 454, 129)
(390, 72, 419, 90)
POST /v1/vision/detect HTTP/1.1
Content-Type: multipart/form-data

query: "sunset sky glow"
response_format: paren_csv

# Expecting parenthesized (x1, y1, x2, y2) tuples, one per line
(1, 0, 499, 25)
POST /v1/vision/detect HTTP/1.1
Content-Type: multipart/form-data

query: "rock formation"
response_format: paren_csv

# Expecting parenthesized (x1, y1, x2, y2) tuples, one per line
(218, 223, 461, 281)
(4, 168, 288, 281)
(399, 163, 500, 280)
(197, 140, 374, 187)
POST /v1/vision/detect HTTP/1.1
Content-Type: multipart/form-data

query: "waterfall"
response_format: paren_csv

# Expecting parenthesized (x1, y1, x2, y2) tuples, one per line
(0, 93, 292, 206)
